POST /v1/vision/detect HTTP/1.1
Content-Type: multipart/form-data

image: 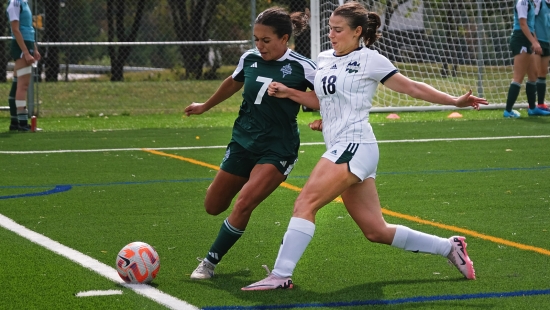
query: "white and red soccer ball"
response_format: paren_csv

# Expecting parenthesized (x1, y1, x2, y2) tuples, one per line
(116, 241, 160, 284)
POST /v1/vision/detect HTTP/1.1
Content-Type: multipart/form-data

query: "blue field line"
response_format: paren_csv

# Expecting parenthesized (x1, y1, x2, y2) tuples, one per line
(0, 178, 215, 189)
(0, 185, 72, 200)
(378, 165, 550, 175)
(1, 165, 549, 193)
(202, 289, 550, 310)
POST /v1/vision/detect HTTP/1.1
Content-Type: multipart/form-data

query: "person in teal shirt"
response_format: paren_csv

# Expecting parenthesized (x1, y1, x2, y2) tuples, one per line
(531, 0, 550, 111)
(6, 0, 41, 131)
(183, 7, 318, 280)
(505, 0, 550, 117)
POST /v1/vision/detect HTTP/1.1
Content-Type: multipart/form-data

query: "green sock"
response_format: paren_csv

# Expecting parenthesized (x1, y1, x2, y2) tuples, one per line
(526, 81, 537, 109)
(536, 77, 546, 105)
(8, 78, 17, 125)
(506, 82, 521, 112)
(206, 218, 244, 265)
(17, 110, 28, 126)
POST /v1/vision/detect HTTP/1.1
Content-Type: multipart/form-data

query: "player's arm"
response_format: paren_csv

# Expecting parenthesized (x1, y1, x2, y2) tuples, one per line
(519, 18, 541, 54)
(10, 20, 35, 65)
(184, 76, 243, 116)
(267, 82, 320, 110)
(383, 73, 488, 110)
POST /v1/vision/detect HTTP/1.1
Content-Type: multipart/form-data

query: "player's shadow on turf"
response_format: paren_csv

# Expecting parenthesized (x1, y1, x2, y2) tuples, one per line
(191, 276, 477, 308)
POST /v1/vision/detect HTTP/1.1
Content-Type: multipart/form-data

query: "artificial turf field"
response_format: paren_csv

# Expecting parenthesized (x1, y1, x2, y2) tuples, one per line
(1, 115, 549, 309)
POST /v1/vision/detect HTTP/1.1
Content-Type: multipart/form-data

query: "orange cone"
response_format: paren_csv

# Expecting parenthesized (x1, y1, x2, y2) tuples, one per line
(386, 113, 400, 119)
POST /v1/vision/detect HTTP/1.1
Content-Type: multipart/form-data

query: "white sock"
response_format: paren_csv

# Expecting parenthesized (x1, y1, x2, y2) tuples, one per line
(272, 217, 315, 278)
(391, 225, 452, 256)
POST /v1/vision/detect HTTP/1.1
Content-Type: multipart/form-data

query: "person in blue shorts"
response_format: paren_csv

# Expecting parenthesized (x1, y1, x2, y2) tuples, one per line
(183, 7, 318, 280)
(6, 0, 41, 131)
(504, 0, 550, 117)
(531, 0, 550, 111)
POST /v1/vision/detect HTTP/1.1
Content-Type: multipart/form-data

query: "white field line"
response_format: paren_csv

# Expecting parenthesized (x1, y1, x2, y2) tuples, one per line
(1, 135, 549, 154)
(0, 214, 199, 310)
(76, 290, 123, 297)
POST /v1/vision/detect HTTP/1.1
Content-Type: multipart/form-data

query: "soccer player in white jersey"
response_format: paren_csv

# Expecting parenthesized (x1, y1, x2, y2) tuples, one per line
(243, 1, 487, 291)
(184, 7, 317, 280)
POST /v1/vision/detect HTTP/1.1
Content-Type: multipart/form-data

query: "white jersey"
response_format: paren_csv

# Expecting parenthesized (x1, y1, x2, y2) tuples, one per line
(314, 47, 398, 149)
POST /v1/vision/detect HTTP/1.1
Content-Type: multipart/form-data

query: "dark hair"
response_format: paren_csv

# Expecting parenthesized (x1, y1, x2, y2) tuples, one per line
(255, 7, 309, 41)
(333, 1, 381, 47)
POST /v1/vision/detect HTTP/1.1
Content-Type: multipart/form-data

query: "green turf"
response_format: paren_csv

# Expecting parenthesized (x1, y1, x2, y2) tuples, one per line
(1, 112, 550, 309)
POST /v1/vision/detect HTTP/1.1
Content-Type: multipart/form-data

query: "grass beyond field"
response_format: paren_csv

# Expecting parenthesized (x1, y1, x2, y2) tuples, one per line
(1, 110, 549, 309)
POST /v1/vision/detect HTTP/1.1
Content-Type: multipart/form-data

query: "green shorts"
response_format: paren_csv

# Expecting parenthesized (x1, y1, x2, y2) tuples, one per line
(10, 40, 35, 61)
(510, 30, 533, 56)
(220, 140, 298, 178)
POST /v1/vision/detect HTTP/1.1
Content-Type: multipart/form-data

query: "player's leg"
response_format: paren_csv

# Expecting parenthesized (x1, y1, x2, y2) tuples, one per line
(191, 142, 250, 279)
(504, 53, 529, 117)
(243, 153, 359, 290)
(8, 76, 18, 131)
(342, 176, 475, 279)
(536, 45, 550, 111)
(192, 144, 292, 279)
(12, 40, 34, 131)
(505, 34, 531, 118)
(526, 53, 550, 116)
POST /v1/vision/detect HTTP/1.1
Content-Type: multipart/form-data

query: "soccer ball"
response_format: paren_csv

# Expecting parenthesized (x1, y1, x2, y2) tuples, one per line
(116, 241, 160, 284)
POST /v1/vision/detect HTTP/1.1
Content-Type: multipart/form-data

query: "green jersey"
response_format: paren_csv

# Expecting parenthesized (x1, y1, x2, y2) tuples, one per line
(231, 48, 316, 157)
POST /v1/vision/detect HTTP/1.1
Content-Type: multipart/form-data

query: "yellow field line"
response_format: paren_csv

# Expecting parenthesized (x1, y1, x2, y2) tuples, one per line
(143, 148, 550, 256)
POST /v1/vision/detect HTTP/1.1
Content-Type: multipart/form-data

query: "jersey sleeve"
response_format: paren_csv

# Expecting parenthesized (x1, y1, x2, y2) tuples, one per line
(231, 52, 248, 82)
(366, 51, 398, 83)
(517, 0, 529, 19)
(6, 0, 21, 22)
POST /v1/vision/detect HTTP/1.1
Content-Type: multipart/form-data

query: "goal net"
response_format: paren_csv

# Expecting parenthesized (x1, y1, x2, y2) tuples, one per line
(310, 0, 524, 112)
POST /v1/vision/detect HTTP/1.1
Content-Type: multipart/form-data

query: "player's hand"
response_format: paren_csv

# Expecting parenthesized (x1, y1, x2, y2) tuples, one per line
(34, 50, 41, 62)
(184, 102, 208, 116)
(455, 90, 488, 110)
(267, 82, 290, 98)
(23, 51, 35, 65)
(309, 119, 323, 131)
(533, 43, 542, 55)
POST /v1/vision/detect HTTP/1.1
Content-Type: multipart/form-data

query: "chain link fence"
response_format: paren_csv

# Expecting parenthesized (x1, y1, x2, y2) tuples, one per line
(0, 0, 312, 82)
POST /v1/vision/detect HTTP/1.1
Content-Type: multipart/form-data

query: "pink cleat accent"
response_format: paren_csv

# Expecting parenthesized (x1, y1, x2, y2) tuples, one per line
(242, 265, 293, 291)
(447, 236, 476, 280)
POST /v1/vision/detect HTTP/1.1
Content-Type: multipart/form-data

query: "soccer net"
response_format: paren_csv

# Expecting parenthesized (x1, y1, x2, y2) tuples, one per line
(311, 0, 525, 112)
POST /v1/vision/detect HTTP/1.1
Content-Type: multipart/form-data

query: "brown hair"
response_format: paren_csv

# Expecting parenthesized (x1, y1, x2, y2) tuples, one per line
(255, 7, 309, 40)
(333, 1, 381, 47)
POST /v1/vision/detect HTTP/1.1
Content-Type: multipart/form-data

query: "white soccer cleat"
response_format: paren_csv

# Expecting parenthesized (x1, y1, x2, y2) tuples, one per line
(190, 258, 215, 280)
(241, 265, 293, 291)
(447, 236, 476, 280)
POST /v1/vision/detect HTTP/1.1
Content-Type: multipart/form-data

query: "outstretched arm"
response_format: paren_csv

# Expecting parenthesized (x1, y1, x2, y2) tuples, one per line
(383, 73, 488, 110)
(184, 76, 244, 116)
(267, 82, 320, 110)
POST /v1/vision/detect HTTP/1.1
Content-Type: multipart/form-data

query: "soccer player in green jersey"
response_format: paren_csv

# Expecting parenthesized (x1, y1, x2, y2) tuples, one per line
(184, 7, 318, 280)
(6, 0, 41, 131)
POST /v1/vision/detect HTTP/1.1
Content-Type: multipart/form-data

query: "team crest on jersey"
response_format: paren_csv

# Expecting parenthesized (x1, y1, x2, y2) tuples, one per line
(281, 64, 292, 78)
(346, 61, 360, 73)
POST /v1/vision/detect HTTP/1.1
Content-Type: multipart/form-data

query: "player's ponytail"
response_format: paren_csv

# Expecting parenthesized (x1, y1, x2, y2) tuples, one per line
(363, 11, 381, 47)
(256, 7, 309, 41)
(333, 1, 381, 47)
(290, 11, 309, 37)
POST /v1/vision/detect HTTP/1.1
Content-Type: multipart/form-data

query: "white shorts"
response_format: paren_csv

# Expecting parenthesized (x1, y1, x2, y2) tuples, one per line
(322, 142, 379, 181)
